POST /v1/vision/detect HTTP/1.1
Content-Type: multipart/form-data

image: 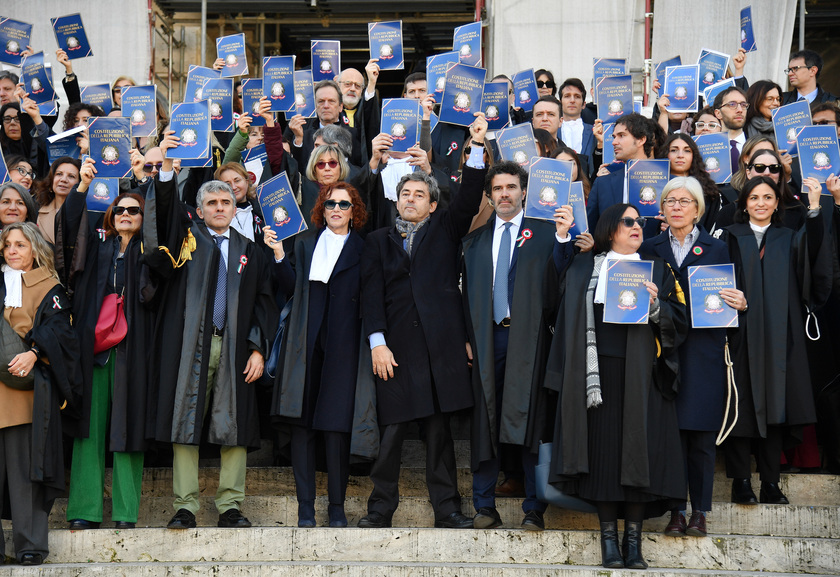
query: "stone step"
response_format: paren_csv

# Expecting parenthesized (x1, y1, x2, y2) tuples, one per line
(0, 561, 820, 577)
(48, 495, 840, 539)
(3, 527, 837, 574)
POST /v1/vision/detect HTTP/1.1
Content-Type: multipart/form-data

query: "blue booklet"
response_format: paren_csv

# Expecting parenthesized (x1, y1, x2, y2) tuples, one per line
(524, 157, 574, 221)
(242, 143, 267, 166)
(603, 260, 654, 324)
(21, 52, 55, 105)
(179, 153, 214, 168)
(430, 111, 439, 134)
(262, 56, 295, 112)
(482, 81, 509, 131)
(693, 132, 732, 184)
(311, 40, 340, 83)
(39, 100, 58, 117)
(0, 148, 8, 184)
(121, 85, 157, 138)
(439, 63, 485, 127)
(772, 100, 811, 156)
(51, 13, 92, 59)
(796, 125, 840, 187)
(740, 6, 757, 53)
(426, 51, 459, 98)
(602, 123, 616, 165)
(697, 49, 730, 87)
(241, 78, 266, 127)
(664, 65, 700, 113)
(512, 69, 538, 113)
(592, 58, 627, 101)
(702, 78, 735, 107)
(87, 117, 132, 178)
(80, 83, 112, 114)
(202, 77, 234, 132)
(0, 17, 32, 66)
(46, 125, 84, 163)
(595, 74, 633, 121)
(625, 159, 670, 218)
(453, 21, 482, 67)
(216, 33, 248, 77)
(496, 123, 538, 169)
(655, 56, 681, 92)
(568, 181, 589, 237)
(289, 70, 316, 119)
(381, 98, 421, 153)
(167, 101, 211, 160)
(257, 171, 308, 242)
(86, 178, 119, 212)
(368, 20, 403, 70)
(184, 65, 220, 102)
(687, 264, 738, 328)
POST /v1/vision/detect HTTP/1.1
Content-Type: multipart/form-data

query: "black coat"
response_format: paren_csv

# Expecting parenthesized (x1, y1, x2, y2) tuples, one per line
(360, 165, 486, 425)
(782, 84, 837, 106)
(462, 217, 555, 469)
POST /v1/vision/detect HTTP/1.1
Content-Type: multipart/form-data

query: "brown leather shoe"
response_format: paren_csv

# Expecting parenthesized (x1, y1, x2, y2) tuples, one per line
(495, 476, 525, 498)
(663, 510, 686, 536)
(686, 511, 707, 537)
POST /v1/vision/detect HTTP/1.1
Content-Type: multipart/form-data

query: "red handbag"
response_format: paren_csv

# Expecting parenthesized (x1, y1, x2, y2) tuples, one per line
(94, 293, 128, 354)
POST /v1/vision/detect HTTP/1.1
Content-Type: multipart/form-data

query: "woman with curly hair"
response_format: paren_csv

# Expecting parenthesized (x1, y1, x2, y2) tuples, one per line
(33, 157, 81, 245)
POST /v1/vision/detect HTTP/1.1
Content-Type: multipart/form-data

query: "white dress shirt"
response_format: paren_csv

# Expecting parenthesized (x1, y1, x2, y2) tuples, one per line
(491, 210, 524, 320)
(561, 118, 584, 153)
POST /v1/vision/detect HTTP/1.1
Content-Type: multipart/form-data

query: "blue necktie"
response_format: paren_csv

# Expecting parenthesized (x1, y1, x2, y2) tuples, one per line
(213, 235, 227, 331)
(493, 222, 512, 324)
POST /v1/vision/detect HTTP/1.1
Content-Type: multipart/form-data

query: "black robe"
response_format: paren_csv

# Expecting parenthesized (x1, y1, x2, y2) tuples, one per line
(143, 176, 278, 449)
(461, 217, 556, 471)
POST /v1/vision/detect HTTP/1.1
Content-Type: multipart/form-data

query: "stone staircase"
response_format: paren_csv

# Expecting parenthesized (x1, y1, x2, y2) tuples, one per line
(2, 440, 839, 575)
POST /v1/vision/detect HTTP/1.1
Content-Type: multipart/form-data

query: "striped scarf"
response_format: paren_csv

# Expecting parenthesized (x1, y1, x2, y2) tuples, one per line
(585, 253, 606, 408)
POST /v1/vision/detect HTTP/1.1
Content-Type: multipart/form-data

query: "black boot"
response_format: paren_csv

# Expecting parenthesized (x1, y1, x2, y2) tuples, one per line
(599, 521, 624, 568)
(622, 521, 648, 570)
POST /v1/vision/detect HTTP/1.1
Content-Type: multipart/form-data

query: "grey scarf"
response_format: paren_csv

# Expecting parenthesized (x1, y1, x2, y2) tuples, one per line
(748, 115, 774, 137)
(395, 216, 430, 256)
(585, 253, 607, 408)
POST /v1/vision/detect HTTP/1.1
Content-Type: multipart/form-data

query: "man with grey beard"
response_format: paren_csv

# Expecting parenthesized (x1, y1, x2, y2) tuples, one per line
(337, 61, 381, 163)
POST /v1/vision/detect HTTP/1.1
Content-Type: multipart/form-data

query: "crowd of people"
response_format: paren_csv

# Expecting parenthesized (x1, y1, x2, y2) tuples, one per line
(1, 29, 839, 571)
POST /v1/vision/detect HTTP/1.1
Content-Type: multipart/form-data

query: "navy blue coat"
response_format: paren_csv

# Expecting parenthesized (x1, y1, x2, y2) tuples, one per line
(586, 165, 661, 239)
(641, 227, 730, 431)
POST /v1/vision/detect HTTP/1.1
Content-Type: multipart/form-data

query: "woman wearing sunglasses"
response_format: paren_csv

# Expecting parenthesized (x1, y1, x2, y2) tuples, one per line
(546, 202, 687, 569)
(300, 144, 351, 228)
(715, 175, 831, 507)
(59, 157, 156, 530)
(266, 181, 369, 529)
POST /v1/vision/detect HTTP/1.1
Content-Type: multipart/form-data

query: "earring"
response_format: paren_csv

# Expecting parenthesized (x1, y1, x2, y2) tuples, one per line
(774, 208, 778, 212)
(743, 208, 747, 213)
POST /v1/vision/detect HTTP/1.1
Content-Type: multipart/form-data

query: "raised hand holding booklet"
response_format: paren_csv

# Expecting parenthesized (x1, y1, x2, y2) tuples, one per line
(603, 260, 654, 324)
(167, 101, 211, 160)
(426, 51, 459, 98)
(796, 125, 840, 187)
(772, 100, 812, 156)
(289, 70, 316, 119)
(86, 178, 119, 212)
(654, 56, 681, 92)
(697, 49, 731, 87)
(121, 85, 157, 138)
(262, 56, 295, 112)
(258, 171, 308, 242)
(381, 98, 421, 153)
(740, 6, 757, 53)
(0, 17, 32, 66)
(568, 181, 589, 237)
(496, 123, 539, 169)
(51, 13, 92, 59)
(453, 22, 482, 67)
(663, 65, 700, 113)
(524, 157, 574, 221)
(687, 264, 738, 328)
(439, 63, 485, 127)
(592, 58, 627, 101)
(596, 75, 633, 120)
(625, 159, 670, 218)
(21, 52, 55, 105)
(241, 78, 266, 127)
(368, 20, 403, 70)
(87, 117, 132, 178)
(80, 83, 112, 114)
(693, 132, 733, 184)
(311, 40, 340, 83)
(202, 77, 234, 132)
(184, 65, 221, 102)
(702, 78, 735, 107)
(482, 81, 510, 131)
(216, 34, 248, 77)
(512, 69, 538, 113)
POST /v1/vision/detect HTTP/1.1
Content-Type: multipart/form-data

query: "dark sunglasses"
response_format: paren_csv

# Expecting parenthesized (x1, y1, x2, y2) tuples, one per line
(536, 80, 555, 89)
(316, 160, 339, 170)
(13, 166, 35, 179)
(619, 216, 646, 228)
(113, 206, 143, 216)
(748, 163, 782, 174)
(814, 120, 838, 126)
(324, 199, 352, 211)
(143, 162, 163, 173)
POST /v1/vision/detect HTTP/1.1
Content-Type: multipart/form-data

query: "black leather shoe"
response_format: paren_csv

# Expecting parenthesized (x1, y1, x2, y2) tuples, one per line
(521, 510, 545, 531)
(357, 511, 392, 528)
(19, 553, 43, 566)
(622, 521, 648, 570)
(760, 482, 790, 504)
(218, 508, 252, 528)
(473, 506, 502, 529)
(114, 521, 136, 530)
(434, 511, 474, 528)
(731, 478, 758, 505)
(166, 508, 196, 529)
(68, 519, 100, 530)
(599, 521, 624, 569)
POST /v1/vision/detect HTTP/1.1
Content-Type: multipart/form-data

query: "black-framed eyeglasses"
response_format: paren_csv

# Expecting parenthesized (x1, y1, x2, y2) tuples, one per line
(536, 80, 555, 89)
(2, 115, 20, 125)
(784, 65, 811, 74)
(13, 166, 35, 179)
(143, 162, 162, 173)
(663, 198, 697, 207)
(324, 199, 352, 211)
(113, 206, 143, 216)
(619, 216, 646, 228)
(748, 163, 782, 174)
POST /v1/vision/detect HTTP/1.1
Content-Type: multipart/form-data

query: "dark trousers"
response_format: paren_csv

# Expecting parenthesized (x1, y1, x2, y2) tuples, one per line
(472, 324, 545, 514)
(678, 430, 717, 512)
(0, 424, 49, 561)
(724, 426, 784, 483)
(290, 425, 350, 507)
(367, 411, 461, 521)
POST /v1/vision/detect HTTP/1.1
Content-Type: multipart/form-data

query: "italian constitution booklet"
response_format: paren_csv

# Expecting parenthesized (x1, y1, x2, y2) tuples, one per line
(496, 123, 539, 169)
(167, 100, 211, 160)
(687, 263, 738, 328)
(440, 63, 485, 126)
(596, 74, 633, 121)
(202, 77, 234, 132)
(693, 132, 732, 184)
(482, 81, 510, 131)
(216, 33, 248, 77)
(87, 117, 132, 178)
(796, 125, 840, 188)
(311, 39, 340, 83)
(262, 56, 295, 112)
(524, 157, 574, 221)
(426, 51, 459, 98)
(625, 159, 670, 218)
(368, 20, 404, 70)
(258, 171, 308, 243)
(603, 260, 654, 324)
(381, 98, 421, 153)
(772, 100, 812, 156)
(51, 13, 92, 59)
(121, 85, 157, 138)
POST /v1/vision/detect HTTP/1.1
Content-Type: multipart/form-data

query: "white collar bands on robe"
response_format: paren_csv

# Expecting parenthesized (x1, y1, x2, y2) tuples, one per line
(231, 204, 255, 242)
(2, 264, 24, 308)
(382, 157, 413, 202)
(594, 250, 641, 304)
(309, 227, 350, 283)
